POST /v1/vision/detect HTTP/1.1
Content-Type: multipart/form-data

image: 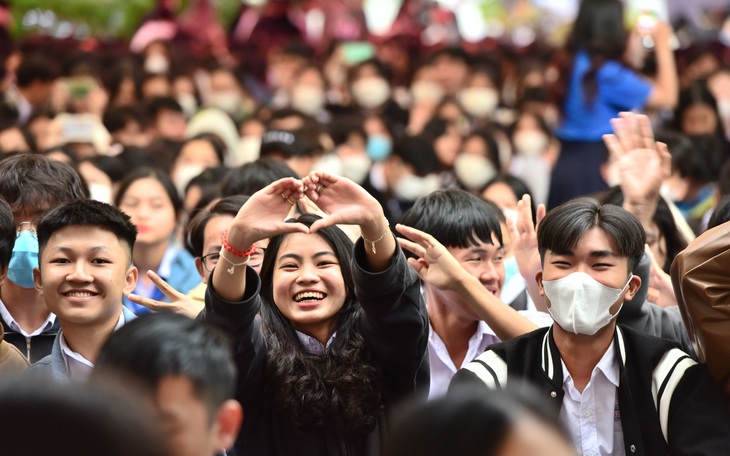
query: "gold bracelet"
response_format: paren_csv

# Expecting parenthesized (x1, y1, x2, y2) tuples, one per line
(219, 247, 250, 275)
(361, 220, 389, 254)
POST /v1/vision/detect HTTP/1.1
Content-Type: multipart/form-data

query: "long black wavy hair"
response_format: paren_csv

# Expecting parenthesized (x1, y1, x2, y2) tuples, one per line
(258, 213, 383, 434)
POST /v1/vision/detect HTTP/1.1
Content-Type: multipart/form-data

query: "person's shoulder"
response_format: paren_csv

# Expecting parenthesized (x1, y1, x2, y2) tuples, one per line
(25, 354, 52, 376)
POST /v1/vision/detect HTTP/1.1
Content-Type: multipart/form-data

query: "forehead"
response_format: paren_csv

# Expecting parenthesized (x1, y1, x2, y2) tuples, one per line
(447, 233, 502, 256)
(122, 178, 168, 199)
(278, 232, 335, 258)
(547, 226, 621, 257)
(202, 215, 233, 248)
(42, 225, 126, 252)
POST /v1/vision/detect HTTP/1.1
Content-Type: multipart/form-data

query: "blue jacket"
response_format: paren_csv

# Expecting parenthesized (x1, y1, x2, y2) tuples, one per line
(124, 245, 202, 315)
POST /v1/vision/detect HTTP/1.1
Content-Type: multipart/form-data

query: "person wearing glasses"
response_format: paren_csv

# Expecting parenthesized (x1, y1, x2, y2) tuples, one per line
(128, 195, 268, 318)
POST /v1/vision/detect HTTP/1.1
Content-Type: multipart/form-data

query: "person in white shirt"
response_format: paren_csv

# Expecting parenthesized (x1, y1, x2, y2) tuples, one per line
(398, 188, 545, 398)
(26, 199, 139, 382)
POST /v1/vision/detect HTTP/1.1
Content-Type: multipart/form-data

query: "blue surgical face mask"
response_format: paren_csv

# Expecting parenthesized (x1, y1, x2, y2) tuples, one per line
(7, 230, 39, 289)
(503, 256, 519, 286)
(366, 135, 392, 161)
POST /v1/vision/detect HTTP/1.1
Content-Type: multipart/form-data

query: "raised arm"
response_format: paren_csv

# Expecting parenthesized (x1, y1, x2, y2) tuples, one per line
(303, 172, 395, 272)
(212, 178, 308, 302)
(397, 224, 537, 341)
(603, 112, 671, 231)
(507, 194, 548, 312)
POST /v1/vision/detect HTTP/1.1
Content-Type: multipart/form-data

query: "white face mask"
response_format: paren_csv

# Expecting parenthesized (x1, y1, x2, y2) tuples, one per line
(717, 98, 730, 122)
(291, 85, 326, 116)
(144, 54, 169, 75)
(177, 93, 198, 118)
(87, 183, 113, 204)
(339, 155, 372, 184)
(312, 153, 343, 176)
(453, 153, 496, 189)
(207, 91, 242, 115)
(172, 164, 206, 196)
(513, 130, 548, 158)
(237, 135, 262, 165)
(393, 173, 440, 201)
(458, 87, 499, 118)
(410, 80, 444, 106)
(543, 272, 632, 335)
(351, 77, 391, 109)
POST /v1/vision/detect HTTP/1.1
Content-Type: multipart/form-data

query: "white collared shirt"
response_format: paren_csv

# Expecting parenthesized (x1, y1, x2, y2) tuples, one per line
(59, 311, 126, 382)
(0, 298, 56, 339)
(296, 331, 337, 356)
(428, 320, 500, 399)
(559, 342, 625, 456)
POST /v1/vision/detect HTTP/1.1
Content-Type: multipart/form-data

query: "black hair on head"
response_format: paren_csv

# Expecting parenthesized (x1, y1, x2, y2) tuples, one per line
(537, 197, 645, 272)
(0, 197, 15, 270)
(221, 157, 299, 197)
(400, 188, 503, 249)
(257, 213, 382, 434)
(94, 312, 236, 417)
(185, 194, 248, 257)
(114, 166, 183, 215)
(36, 199, 137, 263)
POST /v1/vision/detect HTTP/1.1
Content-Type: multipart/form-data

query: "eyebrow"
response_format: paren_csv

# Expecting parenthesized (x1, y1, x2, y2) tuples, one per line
(278, 251, 336, 262)
(54, 245, 113, 254)
(549, 249, 618, 258)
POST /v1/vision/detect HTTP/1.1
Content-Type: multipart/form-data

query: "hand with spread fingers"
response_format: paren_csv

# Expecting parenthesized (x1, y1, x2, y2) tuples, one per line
(303, 172, 394, 270)
(128, 270, 204, 319)
(396, 223, 537, 340)
(603, 112, 671, 227)
(507, 194, 547, 311)
(225, 177, 309, 250)
(396, 224, 469, 290)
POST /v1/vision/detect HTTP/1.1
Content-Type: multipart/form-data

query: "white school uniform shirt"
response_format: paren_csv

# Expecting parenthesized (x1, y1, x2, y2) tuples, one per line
(559, 341, 625, 456)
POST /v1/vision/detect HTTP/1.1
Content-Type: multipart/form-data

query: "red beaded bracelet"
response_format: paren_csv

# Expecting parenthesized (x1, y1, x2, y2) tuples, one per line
(221, 231, 257, 258)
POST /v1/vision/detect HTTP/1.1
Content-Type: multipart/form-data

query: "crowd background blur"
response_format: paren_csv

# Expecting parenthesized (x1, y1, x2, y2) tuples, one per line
(0, 0, 728, 304)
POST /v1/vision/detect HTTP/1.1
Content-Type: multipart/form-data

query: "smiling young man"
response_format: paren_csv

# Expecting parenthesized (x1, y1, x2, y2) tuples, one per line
(452, 198, 730, 454)
(400, 188, 546, 398)
(27, 199, 138, 382)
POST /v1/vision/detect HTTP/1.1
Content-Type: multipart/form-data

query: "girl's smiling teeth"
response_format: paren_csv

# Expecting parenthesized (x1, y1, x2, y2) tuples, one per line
(294, 291, 326, 303)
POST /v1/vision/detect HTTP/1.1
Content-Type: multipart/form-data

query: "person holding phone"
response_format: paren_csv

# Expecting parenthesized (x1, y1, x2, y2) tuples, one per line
(547, 0, 677, 209)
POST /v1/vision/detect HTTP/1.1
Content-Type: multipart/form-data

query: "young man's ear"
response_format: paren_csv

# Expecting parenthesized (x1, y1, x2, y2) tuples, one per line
(214, 399, 243, 453)
(623, 274, 642, 302)
(535, 270, 544, 297)
(194, 257, 207, 284)
(33, 266, 43, 296)
(123, 265, 139, 296)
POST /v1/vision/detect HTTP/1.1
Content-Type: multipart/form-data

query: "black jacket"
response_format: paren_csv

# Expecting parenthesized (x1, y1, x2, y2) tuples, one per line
(451, 325, 730, 455)
(204, 240, 429, 456)
(1, 313, 59, 363)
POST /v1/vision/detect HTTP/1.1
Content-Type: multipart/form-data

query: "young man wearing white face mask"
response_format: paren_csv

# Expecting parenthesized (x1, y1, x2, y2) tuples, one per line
(451, 197, 730, 455)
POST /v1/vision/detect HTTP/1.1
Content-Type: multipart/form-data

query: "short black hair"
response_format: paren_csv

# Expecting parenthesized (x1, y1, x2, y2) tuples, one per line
(399, 188, 502, 249)
(0, 154, 88, 215)
(537, 197, 645, 272)
(102, 105, 148, 134)
(146, 96, 183, 119)
(708, 196, 730, 230)
(95, 312, 237, 418)
(0, 197, 15, 270)
(37, 199, 137, 264)
(181, 133, 226, 165)
(221, 157, 298, 197)
(185, 194, 248, 257)
(15, 55, 60, 88)
(114, 166, 183, 216)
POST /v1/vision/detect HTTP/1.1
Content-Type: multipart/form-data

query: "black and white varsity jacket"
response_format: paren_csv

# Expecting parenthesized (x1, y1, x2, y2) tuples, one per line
(450, 325, 730, 456)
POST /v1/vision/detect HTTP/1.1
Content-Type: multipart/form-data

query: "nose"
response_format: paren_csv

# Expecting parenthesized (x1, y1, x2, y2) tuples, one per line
(478, 261, 501, 284)
(67, 261, 93, 282)
(295, 263, 320, 285)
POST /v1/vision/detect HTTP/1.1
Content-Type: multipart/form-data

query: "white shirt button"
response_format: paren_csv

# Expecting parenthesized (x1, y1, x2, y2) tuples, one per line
(630, 444, 636, 453)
